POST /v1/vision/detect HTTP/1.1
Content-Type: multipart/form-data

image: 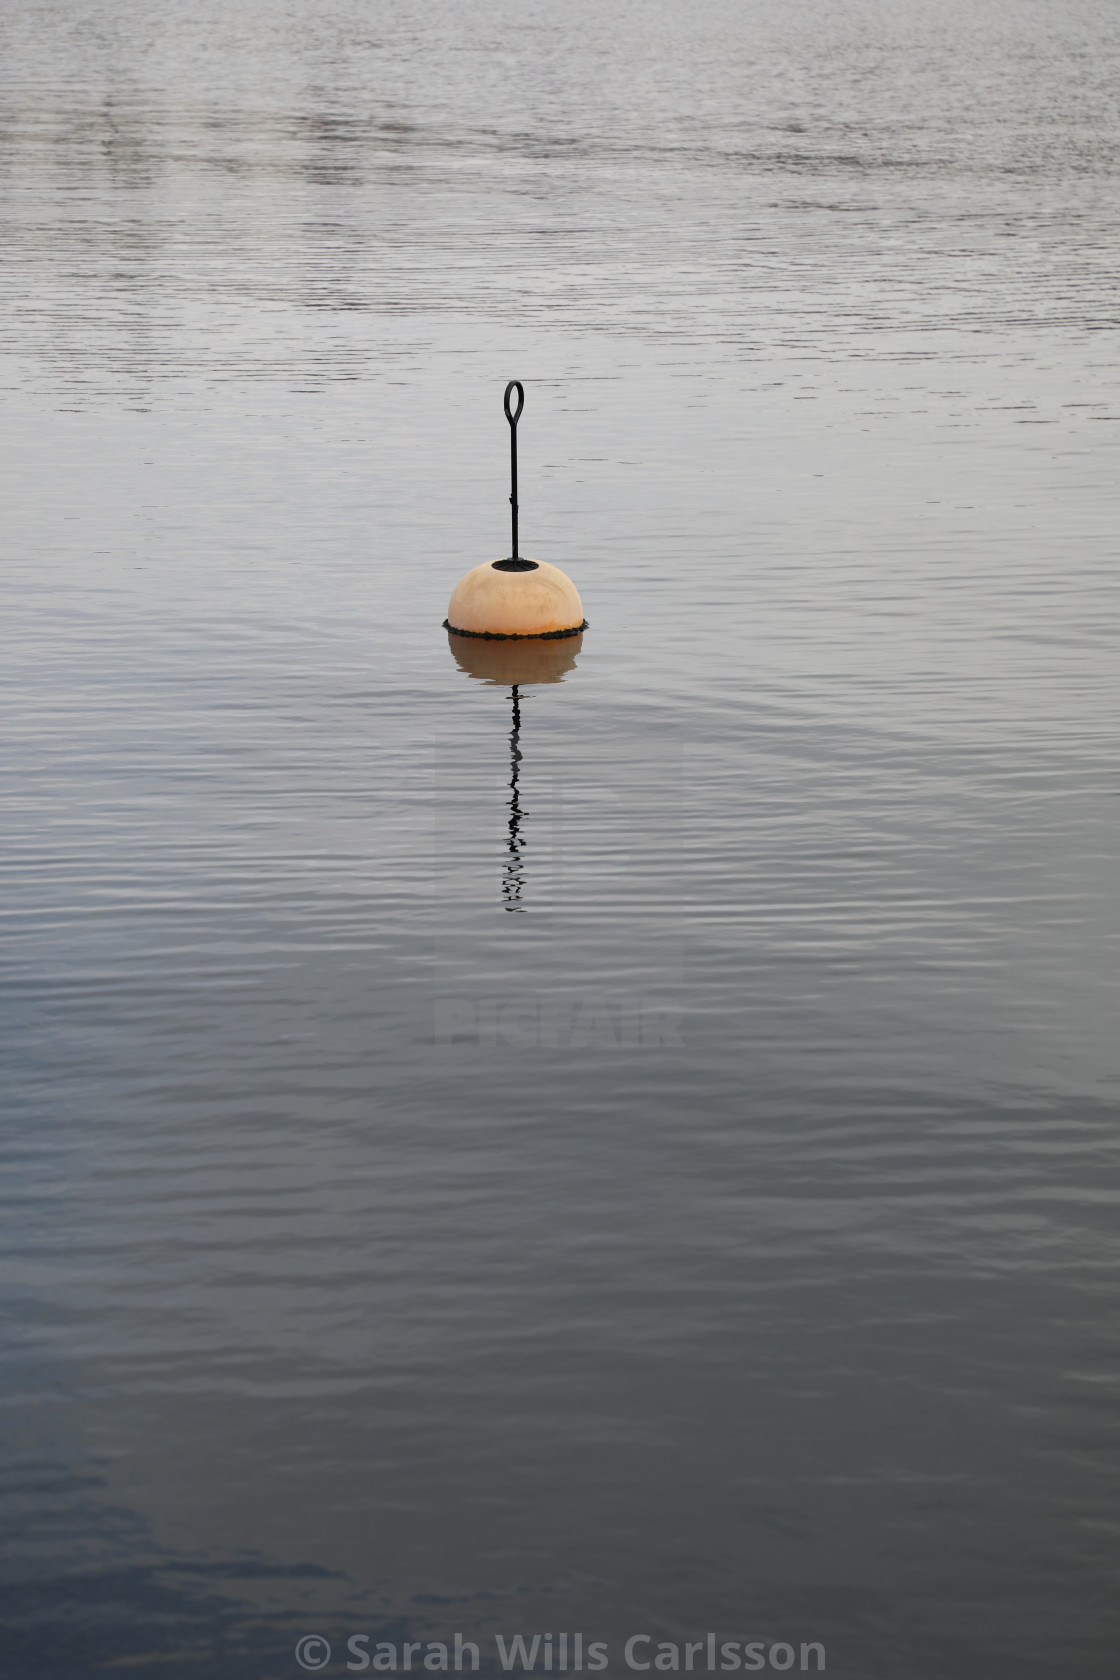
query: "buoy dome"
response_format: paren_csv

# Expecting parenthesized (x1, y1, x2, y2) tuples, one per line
(445, 559, 585, 641)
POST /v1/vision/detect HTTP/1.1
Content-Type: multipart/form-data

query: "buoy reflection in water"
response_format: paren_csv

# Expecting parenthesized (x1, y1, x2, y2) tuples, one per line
(446, 631, 584, 913)
(446, 629, 583, 687)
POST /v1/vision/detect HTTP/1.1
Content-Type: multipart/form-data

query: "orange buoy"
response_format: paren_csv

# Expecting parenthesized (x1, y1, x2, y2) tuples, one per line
(446, 558, 584, 640)
(443, 381, 587, 642)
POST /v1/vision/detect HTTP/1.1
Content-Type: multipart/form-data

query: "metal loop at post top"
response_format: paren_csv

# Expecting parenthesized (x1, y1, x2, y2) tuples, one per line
(503, 380, 525, 427)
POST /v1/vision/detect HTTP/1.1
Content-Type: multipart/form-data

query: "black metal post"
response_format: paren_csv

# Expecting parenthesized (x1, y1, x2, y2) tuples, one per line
(504, 380, 524, 561)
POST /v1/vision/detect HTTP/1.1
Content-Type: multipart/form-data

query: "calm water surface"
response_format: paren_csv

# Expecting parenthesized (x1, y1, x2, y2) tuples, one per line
(2, 2, 1120, 1676)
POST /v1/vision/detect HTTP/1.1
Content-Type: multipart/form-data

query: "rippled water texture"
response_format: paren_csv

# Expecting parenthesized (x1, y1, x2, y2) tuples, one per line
(2, 1, 1120, 1676)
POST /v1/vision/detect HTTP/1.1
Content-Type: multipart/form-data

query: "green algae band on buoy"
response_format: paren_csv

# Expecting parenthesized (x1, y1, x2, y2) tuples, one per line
(444, 381, 587, 642)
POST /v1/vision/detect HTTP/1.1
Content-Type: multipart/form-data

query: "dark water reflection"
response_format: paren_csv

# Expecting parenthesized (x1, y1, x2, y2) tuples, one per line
(2, 2, 1120, 1677)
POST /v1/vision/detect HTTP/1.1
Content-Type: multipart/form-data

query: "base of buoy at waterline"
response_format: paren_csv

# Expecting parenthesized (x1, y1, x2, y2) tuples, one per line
(445, 558, 586, 640)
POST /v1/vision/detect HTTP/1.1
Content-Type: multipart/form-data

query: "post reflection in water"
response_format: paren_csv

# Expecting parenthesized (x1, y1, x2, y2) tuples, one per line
(503, 685, 525, 912)
(446, 629, 584, 912)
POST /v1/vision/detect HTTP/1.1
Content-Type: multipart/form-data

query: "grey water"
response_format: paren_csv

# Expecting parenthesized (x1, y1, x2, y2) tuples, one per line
(3, 1, 1120, 1675)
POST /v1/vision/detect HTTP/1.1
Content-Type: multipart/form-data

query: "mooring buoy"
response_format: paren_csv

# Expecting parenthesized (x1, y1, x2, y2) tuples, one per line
(444, 381, 587, 642)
